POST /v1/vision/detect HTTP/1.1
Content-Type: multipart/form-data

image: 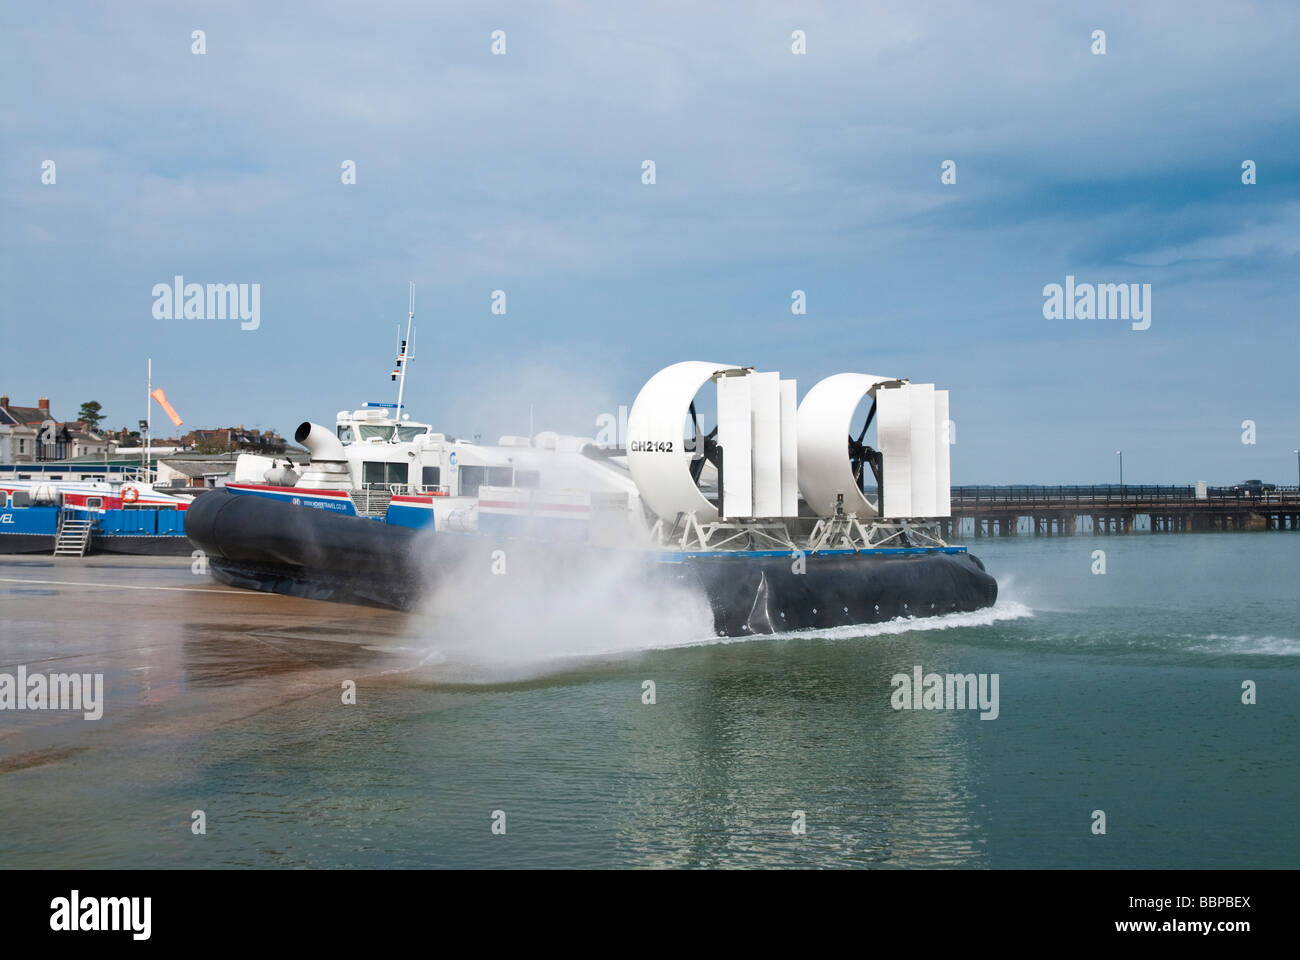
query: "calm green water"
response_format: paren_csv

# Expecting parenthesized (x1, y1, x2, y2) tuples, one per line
(2, 533, 1297, 868)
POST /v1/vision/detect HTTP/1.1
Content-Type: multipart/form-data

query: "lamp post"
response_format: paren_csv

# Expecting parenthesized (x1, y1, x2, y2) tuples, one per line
(1116, 450, 1123, 502)
(1293, 449, 1298, 490)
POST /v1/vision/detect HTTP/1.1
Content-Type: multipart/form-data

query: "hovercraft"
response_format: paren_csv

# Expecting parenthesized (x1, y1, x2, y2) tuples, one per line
(186, 355, 997, 636)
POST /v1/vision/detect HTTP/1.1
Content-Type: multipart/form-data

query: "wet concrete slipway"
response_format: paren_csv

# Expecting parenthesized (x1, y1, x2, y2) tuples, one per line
(0, 555, 424, 866)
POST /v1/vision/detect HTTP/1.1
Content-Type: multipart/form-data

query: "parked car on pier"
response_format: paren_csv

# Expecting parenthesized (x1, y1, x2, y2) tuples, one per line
(1231, 479, 1276, 496)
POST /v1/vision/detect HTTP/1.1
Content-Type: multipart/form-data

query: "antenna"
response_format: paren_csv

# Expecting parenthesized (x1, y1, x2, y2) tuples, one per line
(393, 281, 416, 433)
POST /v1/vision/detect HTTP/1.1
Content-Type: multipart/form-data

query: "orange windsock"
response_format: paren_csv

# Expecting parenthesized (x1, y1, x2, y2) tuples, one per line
(151, 388, 183, 427)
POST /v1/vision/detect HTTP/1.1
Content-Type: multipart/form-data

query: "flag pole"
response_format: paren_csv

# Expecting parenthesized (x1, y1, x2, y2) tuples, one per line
(146, 358, 152, 483)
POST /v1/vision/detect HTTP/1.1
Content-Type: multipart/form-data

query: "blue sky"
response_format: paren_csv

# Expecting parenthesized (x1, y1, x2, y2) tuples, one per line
(2, 1, 1297, 484)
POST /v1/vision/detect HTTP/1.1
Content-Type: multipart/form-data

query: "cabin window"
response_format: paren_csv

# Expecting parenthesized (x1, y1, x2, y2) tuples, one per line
(396, 426, 427, 442)
(85, 497, 102, 509)
(362, 461, 409, 487)
(460, 466, 516, 497)
(358, 425, 393, 441)
(457, 466, 484, 498)
(337, 425, 355, 445)
(421, 466, 441, 488)
(514, 470, 541, 488)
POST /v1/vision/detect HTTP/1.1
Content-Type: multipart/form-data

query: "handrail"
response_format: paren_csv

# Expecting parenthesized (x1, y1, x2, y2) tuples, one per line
(407, 483, 450, 495)
(380, 482, 451, 496)
(949, 485, 1300, 505)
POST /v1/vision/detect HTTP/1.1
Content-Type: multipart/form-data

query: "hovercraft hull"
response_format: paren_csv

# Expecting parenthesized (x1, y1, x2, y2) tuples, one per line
(185, 491, 997, 636)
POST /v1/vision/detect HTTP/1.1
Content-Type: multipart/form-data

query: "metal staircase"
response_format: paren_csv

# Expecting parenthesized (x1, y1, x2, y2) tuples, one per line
(53, 514, 94, 557)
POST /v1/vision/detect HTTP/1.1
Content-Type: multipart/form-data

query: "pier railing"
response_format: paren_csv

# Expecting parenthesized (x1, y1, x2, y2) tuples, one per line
(951, 485, 1300, 506)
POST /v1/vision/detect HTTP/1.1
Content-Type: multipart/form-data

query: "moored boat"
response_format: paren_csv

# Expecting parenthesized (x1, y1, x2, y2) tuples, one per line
(0, 479, 192, 555)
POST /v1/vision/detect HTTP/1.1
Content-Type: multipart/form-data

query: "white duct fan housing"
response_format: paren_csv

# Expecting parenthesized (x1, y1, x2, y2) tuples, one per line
(625, 362, 799, 522)
(627, 362, 952, 526)
(795, 375, 951, 519)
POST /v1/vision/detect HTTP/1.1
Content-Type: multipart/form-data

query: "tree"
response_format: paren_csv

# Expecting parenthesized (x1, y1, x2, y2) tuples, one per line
(194, 439, 231, 454)
(78, 401, 105, 431)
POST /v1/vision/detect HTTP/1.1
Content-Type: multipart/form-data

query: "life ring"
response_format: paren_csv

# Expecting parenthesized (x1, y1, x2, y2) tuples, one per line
(122, 486, 140, 504)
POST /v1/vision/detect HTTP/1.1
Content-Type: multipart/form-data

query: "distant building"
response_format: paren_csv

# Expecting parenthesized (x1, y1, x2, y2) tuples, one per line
(0, 395, 111, 463)
(2, 395, 289, 466)
(0, 407, 37, 463)
(182, 426, 288, 455)
(155, 455, 238, 489)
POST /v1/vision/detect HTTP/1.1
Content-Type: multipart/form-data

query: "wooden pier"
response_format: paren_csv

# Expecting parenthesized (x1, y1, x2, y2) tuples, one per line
(936, 486, 1300, 537)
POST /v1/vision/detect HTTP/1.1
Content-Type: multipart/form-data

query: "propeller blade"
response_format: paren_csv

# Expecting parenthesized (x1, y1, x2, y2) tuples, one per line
(868, 449, 883, 489)
(855, 400, 876, 446)
(704, 437, 722, 468)
(687, 422, 722, 486)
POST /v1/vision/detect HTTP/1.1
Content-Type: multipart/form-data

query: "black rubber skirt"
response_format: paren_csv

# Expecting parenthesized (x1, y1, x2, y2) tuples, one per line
(186, 490, 998, 635)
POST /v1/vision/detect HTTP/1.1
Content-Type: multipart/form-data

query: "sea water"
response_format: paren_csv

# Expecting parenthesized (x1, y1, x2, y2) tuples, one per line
(0, 533, 1295, 868)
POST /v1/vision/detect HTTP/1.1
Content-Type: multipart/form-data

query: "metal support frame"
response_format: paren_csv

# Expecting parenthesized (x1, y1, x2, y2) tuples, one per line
(674, 513, 798, 552)
(807, 514, 876, 552)
(651, 511, 948, 553)
(850, 518, 947, 550)
(805, 516, 944, 552)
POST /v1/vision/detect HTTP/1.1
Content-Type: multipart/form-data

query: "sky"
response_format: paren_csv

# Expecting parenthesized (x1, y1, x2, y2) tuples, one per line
(2, 0, 1297, 485)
